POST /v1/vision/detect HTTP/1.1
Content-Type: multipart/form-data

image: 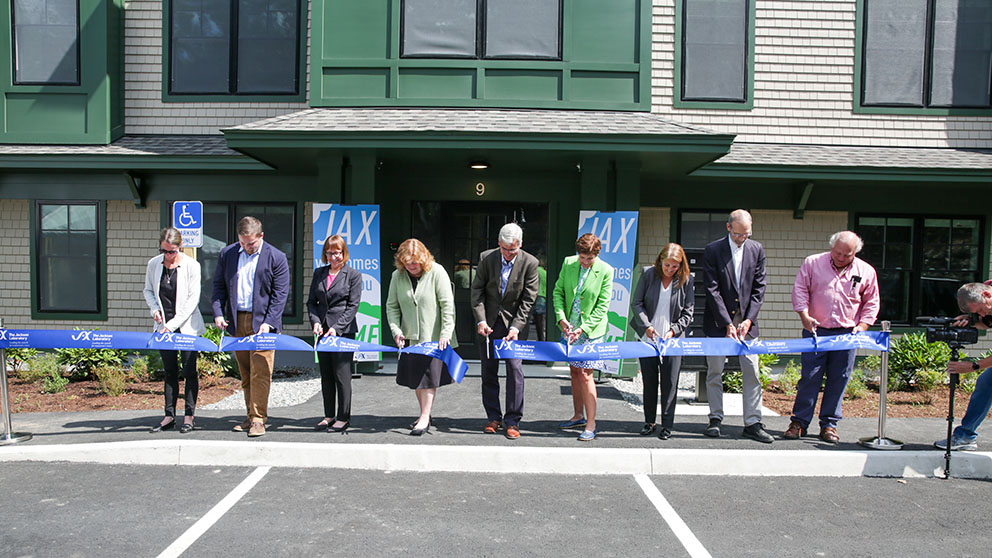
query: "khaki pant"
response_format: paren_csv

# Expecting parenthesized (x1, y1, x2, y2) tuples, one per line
(235, 312, 274, 422)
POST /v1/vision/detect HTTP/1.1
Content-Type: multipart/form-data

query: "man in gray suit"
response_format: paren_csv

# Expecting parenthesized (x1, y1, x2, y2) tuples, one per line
(702, 209, 774, 443)
(471, 223, 540, 440)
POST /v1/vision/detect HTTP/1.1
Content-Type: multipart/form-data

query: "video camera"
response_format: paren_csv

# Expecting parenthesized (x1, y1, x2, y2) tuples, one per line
(917, 316, 979, 347)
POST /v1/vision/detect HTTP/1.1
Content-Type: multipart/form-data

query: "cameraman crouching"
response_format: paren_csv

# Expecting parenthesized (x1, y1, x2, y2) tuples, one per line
(935, 282, 992, 451)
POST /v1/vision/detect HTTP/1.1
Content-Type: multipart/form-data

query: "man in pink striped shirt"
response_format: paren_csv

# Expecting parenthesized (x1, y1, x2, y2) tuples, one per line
(784, 231, 880, 443)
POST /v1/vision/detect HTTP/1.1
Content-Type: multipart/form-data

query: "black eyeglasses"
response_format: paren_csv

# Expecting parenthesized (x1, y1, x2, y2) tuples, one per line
(159, 248, 179, 255)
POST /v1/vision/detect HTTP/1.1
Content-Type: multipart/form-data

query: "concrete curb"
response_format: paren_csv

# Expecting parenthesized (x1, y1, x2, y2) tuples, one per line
(2, 441, 992, 479)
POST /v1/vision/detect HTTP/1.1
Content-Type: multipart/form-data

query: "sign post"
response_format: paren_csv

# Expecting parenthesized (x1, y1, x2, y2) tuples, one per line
(172, 201, 203, 248)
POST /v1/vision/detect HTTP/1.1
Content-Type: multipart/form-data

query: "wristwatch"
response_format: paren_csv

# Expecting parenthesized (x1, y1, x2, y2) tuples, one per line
(973, 360, 981, 371)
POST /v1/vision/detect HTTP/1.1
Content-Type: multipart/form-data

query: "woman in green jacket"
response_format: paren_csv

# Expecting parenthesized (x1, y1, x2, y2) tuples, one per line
(386, 238, 458, 436)
(553, 233, 614, 441)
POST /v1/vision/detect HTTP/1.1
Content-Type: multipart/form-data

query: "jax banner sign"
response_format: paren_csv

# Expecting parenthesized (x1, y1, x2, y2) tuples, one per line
(219, 333, 314, 352)
(312, 204, 382, 362)
(576, 210, 638, 375)
(315, 335, 396, 354)
(0, 329, 219, 352)
(493, 332, 890, 361)
(400, 342, 469, 383)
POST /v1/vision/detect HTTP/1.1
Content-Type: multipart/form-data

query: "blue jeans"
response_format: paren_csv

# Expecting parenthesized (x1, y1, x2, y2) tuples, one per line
(791, 328, 856, 430)
(953, 367, 992, 441)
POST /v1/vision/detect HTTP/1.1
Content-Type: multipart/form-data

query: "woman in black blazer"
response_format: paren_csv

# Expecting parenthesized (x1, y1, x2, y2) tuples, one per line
(630, 243, 694, 440)
(307, 234, 363, 432)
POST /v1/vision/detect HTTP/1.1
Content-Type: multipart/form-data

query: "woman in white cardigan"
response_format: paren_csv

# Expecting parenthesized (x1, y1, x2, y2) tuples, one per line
(142, 227, 206, 433)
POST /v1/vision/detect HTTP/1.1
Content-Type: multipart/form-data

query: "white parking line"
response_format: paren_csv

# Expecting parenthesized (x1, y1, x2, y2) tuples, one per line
(156, 466, 271, 558)
(633, 474, 712, 558)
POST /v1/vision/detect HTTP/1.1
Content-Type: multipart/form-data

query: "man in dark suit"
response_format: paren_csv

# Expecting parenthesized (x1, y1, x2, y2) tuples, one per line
(212, 216, 290, 438)
(471, 223, 540, 440)
(702, 209, 773, 443)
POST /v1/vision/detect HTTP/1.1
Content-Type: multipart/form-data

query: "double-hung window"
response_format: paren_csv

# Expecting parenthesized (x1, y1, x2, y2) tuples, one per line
(401, 0, 562, 60)
(677, 0, 751, 105)
(12, 0, 79, 85)
(34, 201, 102, 316)
(169, 0, 302, 96)
(857, 215, 985, 324)
(861, 0, 992, 108)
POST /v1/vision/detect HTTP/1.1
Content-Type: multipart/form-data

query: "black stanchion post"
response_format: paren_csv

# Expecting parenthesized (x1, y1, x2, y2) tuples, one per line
(944, 348, 960, 480)
(859, 321, 902, 450)
(0, 318, 33, 445)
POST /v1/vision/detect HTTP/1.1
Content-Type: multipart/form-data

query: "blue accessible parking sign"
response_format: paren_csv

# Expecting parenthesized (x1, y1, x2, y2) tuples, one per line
(172, 201, 203, 248)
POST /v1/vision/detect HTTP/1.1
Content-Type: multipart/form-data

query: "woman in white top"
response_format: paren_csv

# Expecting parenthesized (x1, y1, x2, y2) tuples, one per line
(142, 227, 206, 433)
(629, 243, 694, 440)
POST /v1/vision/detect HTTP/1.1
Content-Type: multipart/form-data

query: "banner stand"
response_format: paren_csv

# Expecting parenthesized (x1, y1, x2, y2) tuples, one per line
(0, 318, 32, 446)
(859, 321, 902, 451)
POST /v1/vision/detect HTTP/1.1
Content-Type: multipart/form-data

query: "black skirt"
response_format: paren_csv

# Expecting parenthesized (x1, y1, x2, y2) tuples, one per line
(396, 352, 452, 390)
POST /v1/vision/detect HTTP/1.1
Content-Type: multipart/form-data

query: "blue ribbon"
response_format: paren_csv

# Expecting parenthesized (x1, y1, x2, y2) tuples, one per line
(401, 342, 469, 384)
(492, 339, 569, 361)
(146, 332, 219, 352)
(219, 333, 315, 352)
(315, 336, 397, 353)
(0, 329, 156, 350)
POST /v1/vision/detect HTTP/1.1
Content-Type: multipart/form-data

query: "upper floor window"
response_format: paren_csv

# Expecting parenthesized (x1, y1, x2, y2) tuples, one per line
(34, 201, 102, 315)
(857, 215, 985, 325)
(679, 0, 750, 103)
(862, 0, 992, 108)
(12, 0, 79, 85)
(401, 0, 562, 60)
(169, 0, 302, 96)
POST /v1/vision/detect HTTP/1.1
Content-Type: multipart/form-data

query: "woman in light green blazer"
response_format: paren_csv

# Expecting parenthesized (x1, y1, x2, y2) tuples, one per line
(386, 238, 458, 436)
(553, 233, 614, 442)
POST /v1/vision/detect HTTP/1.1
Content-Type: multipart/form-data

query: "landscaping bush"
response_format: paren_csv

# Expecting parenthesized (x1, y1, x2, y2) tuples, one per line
(4, 348, 38, 374)
(19, 352, 59, 384)
(757, 353, 778, 390)
(915, 368, 947, 404)
(958, 349, 990, 394)
(888, 332, 951, 391)
(845, 367, 870, 400)
(41, 368, 69, 394)
(722, 371, 743, 394)
(55, 340, 129, 381)
(129, 355, 151, 382)
(93, 365, 129, 397)
(778, 359, 801, 396)
(200, 325, 237, 377)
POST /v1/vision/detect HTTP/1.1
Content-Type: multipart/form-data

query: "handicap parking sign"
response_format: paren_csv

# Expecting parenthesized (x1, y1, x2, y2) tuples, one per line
(172, 201, 203, 248)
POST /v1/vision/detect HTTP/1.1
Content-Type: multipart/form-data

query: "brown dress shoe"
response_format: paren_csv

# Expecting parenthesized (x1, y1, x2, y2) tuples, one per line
(782, 421, 807, 440)
(484, 420, 502, 434)
(248, 421, 266, 437)
(819, 426, 839, 444)
(505, 425, 521, 439)
(232, 419, 252, 432)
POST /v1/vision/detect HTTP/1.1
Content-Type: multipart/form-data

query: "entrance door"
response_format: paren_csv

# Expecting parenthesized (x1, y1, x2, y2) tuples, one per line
(412, 201, 549, 360)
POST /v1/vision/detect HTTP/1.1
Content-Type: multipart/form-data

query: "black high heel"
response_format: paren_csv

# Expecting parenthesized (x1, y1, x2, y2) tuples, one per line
(328, 421, 350, 433)
(180, 421, 195, 434)
(409, 416, 431, 430)
(410, 418, 431, 436)
(150, 419, 175, 433)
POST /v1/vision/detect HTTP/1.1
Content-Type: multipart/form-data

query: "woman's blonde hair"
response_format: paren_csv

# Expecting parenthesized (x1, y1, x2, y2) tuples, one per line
(321, 235, 350, 264)
(653, 243, 691, 287)
(394, 238, 434, 272)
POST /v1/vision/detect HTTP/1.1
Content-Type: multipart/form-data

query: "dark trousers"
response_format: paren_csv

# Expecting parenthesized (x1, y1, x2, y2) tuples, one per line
(534, 312, 547, 342)
(791, 328, 857, 429)
(639, 355, 681, 428)
(317, 349, 354, 421)
(479, 320, 525, 426)
(161, 349, 198, 417)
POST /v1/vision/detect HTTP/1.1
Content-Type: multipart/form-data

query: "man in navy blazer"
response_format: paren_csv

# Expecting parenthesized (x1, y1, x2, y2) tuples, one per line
(702, 209, 773, 443)
(211, 216, 290, 437)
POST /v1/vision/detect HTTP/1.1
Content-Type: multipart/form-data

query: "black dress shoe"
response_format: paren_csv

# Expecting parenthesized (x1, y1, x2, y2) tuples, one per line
(409, 416, 431, 430)
(657, 427, 672, 440)
(315, 418, 334, 431)
(150, 419, 175, 433)
(639, 423, 657, 436)
(742, 422, 774, 444)
(704, 418, 721, 438)
(328, 421, 350, 433)
(180, 422, 194, 434)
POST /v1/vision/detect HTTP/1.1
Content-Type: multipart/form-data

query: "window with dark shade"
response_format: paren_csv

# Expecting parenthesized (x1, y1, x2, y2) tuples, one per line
(681, 0, 748, 102)
(861, 0, 992, 109)
(36, 202, 100, 314)
(401, 0, 562, 60)
(169, 0, 301, 96)
(857, 215, 984, 325)
(12, 0, 79, 85)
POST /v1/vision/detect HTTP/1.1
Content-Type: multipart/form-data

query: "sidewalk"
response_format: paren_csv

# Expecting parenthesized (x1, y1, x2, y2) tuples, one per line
(2, 364, 991, 478)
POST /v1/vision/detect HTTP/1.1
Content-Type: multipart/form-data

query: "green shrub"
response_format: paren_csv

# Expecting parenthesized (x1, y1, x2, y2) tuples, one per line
(722, 371, 743, 394)
(757, 353, 778, 390)
(41, 368, 69, 394)
(779, 359, 801, 396)
(93, 365, 129, 397)
(55, 330, 129, 381)
(5, 348, 38, 374)
(888, 332, 951, 392)
(129, 356, 151, 382)
(19, 352, 58, 383)
(200, 325, 237, 376)
(845, 367, 870, 400)
(961, 350, 992, 394)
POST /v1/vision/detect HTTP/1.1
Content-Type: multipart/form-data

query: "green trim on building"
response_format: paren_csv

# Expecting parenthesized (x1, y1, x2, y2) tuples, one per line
(0, 154, 272, 171)
(693, 164, 992, 183)
(29, 199, 108, 321)
(672, 0, 755, 111)
(310, 0, 652, 110)
(159, 0, 308, 104)
(0, 0, 125, 144)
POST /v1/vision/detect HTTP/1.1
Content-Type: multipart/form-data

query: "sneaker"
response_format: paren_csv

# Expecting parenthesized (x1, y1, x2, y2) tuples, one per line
(742, 422, 775, 444)
(704, 418, 721, 438)
(934, 437, 977, 451)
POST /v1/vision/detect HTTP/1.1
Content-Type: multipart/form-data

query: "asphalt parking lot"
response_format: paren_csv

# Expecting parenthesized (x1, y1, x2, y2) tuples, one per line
(2, 462, 990, 558)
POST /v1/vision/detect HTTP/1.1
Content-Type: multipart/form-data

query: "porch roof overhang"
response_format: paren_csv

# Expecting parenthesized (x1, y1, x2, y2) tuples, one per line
(221, 108, 735, 176)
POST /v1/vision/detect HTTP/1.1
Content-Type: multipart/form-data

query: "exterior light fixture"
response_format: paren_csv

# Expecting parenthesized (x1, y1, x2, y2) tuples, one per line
(470, 161, 489, 170)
